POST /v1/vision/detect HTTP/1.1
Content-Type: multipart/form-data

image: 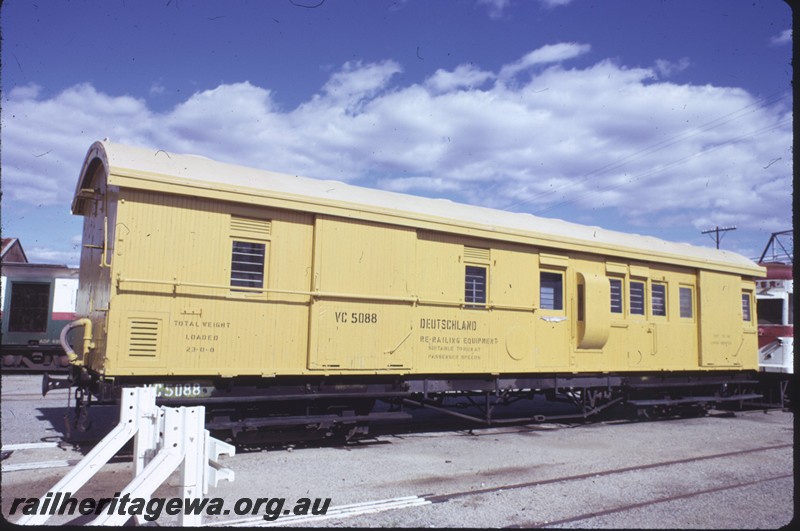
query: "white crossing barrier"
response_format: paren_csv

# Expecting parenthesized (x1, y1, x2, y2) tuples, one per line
(16, 387, 234, 526)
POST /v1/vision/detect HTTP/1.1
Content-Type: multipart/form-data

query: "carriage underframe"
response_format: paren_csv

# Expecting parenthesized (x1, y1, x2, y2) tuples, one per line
(44, 369, 769, 444)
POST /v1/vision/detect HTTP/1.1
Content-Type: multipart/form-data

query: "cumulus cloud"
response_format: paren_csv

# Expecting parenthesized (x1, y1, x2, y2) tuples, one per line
(2, 83, 153, 204)
(1, 42, 791, 262)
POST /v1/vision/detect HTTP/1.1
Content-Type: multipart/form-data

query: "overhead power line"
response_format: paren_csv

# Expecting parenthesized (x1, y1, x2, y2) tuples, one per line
(502, 87, 791, 213)
(534, 117, 791, 215)
(702, 226, 736, 249)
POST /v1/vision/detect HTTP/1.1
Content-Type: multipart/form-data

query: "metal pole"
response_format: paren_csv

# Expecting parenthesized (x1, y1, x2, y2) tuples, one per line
(701, 226, 736, 249)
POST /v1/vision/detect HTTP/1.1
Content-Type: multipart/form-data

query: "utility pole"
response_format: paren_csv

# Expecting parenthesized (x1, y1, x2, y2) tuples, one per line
(701, 225, 736, 249)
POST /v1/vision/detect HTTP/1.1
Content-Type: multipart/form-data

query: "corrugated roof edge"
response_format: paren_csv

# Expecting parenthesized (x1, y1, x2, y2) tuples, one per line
(93, 140, 763, 277)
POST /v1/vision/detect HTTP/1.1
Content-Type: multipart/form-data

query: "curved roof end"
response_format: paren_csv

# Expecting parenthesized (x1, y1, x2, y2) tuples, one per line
(71, 141, 110, 215)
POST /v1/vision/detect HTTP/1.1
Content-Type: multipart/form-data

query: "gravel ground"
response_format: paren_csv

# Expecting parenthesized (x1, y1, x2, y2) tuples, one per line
(1, 374, 794, 528)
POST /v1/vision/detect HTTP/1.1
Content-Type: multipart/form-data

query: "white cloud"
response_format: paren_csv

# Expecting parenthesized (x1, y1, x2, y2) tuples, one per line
(7, 83, 43, 100)
(1, 43, 791, 261)
(654, 57, 691, 78)
(478, 0, 573, 18)
(425, 64, 494, 93)
(538, 0, 574, 8)
(477, 0, 511, 20)
(2, 83, 153, 204)
(26, 246, 80, 267)
(319, 60, 402, 113)
(770, 29, 791, 46)
(378, 176, 463, 194)
(499, 43, 591, 80)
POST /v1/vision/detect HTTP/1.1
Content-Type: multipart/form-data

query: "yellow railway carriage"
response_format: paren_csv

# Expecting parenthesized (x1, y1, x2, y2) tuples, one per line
(53, 140, 765, 440)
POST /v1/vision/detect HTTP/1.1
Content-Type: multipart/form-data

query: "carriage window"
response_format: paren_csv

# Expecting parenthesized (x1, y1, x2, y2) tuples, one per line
(630, 280, 645, 315)
(741, 292, 752, 322)
(230, 241, 266, 289)
(757, 299, 783, 325)
(651, 283, 667, 317)
(465, 266, 487, 307)
(229, 216, 270, 292)
(679, 286, 693, 318)
(9, 283, 50, 332)
(609, 278, 623, 314)
(540, 272, 563, 310)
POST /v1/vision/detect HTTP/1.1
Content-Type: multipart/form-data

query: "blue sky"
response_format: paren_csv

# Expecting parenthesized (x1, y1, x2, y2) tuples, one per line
(1, 0, 792, 266)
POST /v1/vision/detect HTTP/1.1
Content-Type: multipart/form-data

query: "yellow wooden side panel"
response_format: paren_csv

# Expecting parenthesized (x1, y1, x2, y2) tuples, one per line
(698, 270, 747, 368)
(265, 213, 315, 373)
(99, 187, 756, 377)
(314, 217, 416, 297)
(309, 217, 416, 370)
(574, 262, 702, 373)
(604, 262, 628, 372)
(655, 269, 699, 370)
(604, 323, 628, 372)
(414, 307, 497, 373)
(412, 232, 503, 374)
(490, 246, 537, 310)
(624, 266, 655, 369)
(106, 191, 315, 376)
(113, 190, 226, 286)
(411, 236, 538, 374)
(533, 256, 570, 370)
(740, 278, 758, 370)
(412, 231, 463, 303)
(489, 247, 537, 370)
(107, 190, 226, 374)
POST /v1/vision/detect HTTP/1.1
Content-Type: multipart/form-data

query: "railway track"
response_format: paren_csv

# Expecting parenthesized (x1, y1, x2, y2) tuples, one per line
(0, 392, 70, 402)
(205, 442, 792, 527)
(2, 374, 792, 529)
(521, 473, 793, 528)
(427, 442, 793, 504)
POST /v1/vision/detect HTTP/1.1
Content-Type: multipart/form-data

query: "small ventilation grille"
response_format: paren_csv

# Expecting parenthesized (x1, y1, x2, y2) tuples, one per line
(128, 318, 161, 357)
(231, 216, 271, 238)
(464, 246, 490, 262)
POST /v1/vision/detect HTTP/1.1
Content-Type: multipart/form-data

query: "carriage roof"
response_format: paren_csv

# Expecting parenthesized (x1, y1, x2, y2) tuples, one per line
(74, 140, 764, 277)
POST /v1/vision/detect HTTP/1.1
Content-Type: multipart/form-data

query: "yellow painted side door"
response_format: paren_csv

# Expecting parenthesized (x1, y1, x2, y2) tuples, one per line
(698, 270, 745, 368)
(308, 217, 415, 371)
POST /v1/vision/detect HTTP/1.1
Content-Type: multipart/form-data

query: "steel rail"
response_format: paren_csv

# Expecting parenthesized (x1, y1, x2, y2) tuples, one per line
(427, 442, 792, 504)
(520, 473, 794, 528)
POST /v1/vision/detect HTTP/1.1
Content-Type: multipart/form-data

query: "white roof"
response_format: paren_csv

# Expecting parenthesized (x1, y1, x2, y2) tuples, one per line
(84, 140, 762, 276)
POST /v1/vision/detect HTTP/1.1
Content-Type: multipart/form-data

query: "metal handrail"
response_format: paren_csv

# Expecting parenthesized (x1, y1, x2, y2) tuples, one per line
(116, 276, 537, 312)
